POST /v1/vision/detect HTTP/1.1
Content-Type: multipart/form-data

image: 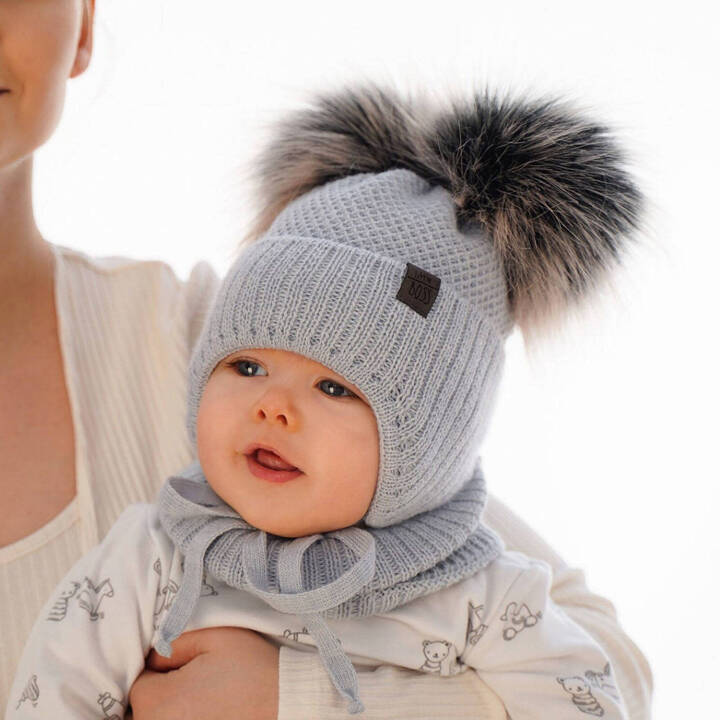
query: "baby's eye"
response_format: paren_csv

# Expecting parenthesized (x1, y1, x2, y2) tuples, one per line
(230, 360, 267, 377)
(318, 379, 356, 399)
(228, 360, 355, 399)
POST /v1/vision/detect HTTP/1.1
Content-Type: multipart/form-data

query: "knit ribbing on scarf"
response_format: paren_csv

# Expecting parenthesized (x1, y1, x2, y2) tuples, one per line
(154, 458, 503, 715)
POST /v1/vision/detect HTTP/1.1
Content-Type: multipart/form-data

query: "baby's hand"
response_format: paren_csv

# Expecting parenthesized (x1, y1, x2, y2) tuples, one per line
(129, 626, 279, 720)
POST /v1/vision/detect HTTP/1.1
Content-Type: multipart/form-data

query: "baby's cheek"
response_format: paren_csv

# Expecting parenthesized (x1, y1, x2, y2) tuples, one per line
(195, 409, 233, 482)
(333, 465, 376, 523)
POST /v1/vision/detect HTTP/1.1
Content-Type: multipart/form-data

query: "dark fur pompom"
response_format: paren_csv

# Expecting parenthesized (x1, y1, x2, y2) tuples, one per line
(427, 89, 646, 336)
(244, 83, 645, 338)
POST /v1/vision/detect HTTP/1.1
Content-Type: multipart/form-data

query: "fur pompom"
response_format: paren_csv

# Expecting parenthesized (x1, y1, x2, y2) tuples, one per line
(244, 83, 645, 338)
(427, 89, 646, 337)
(244, 85, 431, 245)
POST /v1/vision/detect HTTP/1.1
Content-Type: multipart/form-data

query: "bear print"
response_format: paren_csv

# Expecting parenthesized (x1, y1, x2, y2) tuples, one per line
(419, 639, 459, 676)
(557, 675, 605, 716)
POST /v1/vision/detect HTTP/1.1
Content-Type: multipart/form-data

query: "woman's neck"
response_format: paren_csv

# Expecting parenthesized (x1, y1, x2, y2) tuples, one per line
(0, 155, 52, 290)
(0, 155, 55, 330)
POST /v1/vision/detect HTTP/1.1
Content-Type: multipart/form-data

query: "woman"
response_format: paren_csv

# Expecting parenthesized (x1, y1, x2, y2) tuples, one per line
(0, 1, 652, 718)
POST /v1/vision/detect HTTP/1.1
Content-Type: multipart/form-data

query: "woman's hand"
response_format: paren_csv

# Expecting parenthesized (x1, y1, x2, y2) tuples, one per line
(129, 626, 279, 720)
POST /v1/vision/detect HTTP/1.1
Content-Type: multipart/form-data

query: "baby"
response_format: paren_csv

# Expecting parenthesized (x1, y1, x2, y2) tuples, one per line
(6, 82, 644, 719)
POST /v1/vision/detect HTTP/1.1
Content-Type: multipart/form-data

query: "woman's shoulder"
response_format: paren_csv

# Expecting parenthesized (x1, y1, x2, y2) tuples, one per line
(54, 243, 218, 288)
(53, 243, 221, 345)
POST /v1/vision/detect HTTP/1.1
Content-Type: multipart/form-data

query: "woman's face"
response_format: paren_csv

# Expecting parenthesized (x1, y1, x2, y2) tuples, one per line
(0, 0, 94, 170)
(197, 348, 380, 538)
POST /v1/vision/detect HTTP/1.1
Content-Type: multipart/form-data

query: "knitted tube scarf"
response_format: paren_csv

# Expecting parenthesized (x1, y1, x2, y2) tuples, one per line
(154, 457, 503, 715)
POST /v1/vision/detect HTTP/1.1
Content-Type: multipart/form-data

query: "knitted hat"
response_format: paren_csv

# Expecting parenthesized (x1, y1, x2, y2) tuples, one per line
(186, 84, 644, 529)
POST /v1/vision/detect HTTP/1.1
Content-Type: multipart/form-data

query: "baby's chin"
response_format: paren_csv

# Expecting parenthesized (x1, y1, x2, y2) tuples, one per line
(250, 518, 347, 539)
(238, 506, 363, 538)
(204, 471, 369, 537)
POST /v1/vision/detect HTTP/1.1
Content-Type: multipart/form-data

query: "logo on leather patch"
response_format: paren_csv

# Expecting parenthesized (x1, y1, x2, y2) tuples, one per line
(395, 263, 441, 318)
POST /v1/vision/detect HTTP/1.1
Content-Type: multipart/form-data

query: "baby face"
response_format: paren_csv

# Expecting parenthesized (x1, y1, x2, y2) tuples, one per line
(196, 348, 379, 537)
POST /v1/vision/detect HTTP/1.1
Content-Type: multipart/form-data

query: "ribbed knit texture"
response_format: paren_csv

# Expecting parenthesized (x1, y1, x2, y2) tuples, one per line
(277, 649, 509, 720)
(187, 169, 513, 528)
(0, 244, 217, 711)
(0, 501, 83, 711)
(0, 245, 653, 720)
(155, 458, 503, 713)
(276, 495, 655, 720)
(157, 459, 501, 618)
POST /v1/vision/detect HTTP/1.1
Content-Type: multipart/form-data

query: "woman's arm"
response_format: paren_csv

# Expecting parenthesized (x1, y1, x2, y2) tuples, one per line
(278, 649, 507, 720)
(129, 628, 280, 720)
(462, 554, 629, 720)
(482, 494, 653, 720)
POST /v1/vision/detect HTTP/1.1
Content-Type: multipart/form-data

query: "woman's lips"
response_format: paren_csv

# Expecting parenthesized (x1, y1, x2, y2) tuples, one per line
(246, 450, 303, 483)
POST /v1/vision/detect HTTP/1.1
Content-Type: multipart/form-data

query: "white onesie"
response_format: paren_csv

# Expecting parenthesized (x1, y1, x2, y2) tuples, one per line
(6, 503, 628, 719)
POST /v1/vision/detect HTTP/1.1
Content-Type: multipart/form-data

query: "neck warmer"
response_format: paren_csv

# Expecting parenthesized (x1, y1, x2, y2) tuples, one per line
(154, 457, 503, 715)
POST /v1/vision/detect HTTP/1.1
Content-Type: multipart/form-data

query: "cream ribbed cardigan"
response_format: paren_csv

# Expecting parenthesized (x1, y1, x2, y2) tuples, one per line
(0, 243, 653, 720)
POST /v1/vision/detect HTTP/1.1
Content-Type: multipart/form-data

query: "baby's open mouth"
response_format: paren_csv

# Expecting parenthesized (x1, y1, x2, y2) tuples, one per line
(245, 447, 303, 484)
(253, 448, 298, 471)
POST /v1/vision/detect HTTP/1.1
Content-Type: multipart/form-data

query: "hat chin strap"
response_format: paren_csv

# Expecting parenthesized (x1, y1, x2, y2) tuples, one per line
(158, 524, 375, 715)
(243, 528, 375, 714)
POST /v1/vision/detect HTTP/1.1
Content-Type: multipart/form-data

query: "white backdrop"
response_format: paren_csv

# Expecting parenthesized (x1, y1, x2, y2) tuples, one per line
(34, 1, 719, 717)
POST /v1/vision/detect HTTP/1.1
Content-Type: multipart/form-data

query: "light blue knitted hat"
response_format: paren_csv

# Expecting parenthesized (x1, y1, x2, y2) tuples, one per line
(186, 83, 645, 529)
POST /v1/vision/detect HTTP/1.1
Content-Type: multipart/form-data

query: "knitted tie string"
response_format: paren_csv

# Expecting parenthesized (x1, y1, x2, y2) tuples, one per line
(155, 519, 239, 656)
(243, 528, 376, 714)
(156, 523, 375, 714)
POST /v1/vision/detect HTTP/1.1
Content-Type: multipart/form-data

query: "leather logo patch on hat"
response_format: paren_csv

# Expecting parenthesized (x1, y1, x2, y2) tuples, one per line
(395, 262, 441, 318)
